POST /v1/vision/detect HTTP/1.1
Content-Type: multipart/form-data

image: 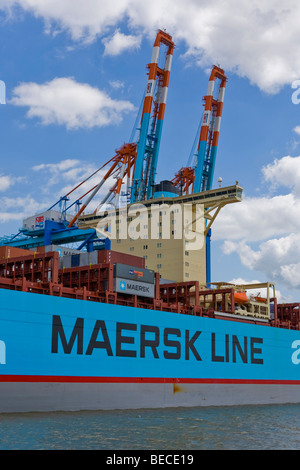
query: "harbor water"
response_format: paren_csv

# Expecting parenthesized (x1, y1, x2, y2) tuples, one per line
(0, 403, 299, 450)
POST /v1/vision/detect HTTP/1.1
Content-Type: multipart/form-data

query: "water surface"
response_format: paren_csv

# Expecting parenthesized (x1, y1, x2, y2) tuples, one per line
(0, 404, 299, 450)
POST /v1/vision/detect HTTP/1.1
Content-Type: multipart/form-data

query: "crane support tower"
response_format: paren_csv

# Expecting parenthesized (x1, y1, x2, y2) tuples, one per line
(131, 30, 174, 203)
(193, 65, 227, 193)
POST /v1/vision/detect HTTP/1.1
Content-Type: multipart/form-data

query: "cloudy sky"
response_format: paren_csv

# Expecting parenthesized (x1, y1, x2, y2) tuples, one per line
(1, 0, 300, 301)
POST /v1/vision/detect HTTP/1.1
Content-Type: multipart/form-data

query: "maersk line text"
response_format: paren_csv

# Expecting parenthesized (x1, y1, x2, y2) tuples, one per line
(51, 315, 264, 364)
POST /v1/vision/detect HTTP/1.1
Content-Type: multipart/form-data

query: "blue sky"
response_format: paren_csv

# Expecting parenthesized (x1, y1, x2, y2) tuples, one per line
(1, 1, 300, 301)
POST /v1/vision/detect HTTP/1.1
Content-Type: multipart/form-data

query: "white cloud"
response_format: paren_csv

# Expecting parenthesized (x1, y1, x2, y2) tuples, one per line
(214, 155, 300, 242)
(0, 195, 48, 222)
(223, 234, 300, 290)
(0, 174, 24, 192)
(31, 158, 114, 212)
(223, 234, 300, 272)
(214, 192, 300, 242)
(0, 175, 15, 192)
(2, 0, 300, 92)
(33, 159, 81, 173)
(0, 159, 114, 225)
(109, 80, 125, 90)
(213, 154, 300, 292)
(0, 0, 129, 42)
(262, 155, 300, 196)
(280, 263, 300, 289)
(10, 77, 135, 129)
(103, 29, 141, 56)
(32, 158, 86, 188)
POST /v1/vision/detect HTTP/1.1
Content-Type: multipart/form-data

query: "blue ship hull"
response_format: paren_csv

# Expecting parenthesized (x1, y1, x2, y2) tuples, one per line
(1, 288, 300, 412)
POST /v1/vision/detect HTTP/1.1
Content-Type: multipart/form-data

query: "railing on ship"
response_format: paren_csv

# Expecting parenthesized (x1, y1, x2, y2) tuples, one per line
(0, 251, 299, 330)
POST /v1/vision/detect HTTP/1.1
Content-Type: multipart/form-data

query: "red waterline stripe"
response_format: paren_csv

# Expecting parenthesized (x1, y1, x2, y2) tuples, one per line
(0, 375, 300, 385)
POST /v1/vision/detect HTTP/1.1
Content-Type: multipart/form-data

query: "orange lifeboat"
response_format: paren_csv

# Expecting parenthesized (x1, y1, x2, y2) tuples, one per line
(234, 291, 248, 304)
(254, 296, 267, 303)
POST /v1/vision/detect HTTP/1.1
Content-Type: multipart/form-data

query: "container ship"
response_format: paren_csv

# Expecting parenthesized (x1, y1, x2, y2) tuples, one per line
(1, 30, 300, 413)
(0, 243, 300, 413)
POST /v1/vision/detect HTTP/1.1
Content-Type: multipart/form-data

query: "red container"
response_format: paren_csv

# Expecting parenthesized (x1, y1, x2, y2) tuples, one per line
(97, 250, 145, 268)
(0, 246, 33, 259)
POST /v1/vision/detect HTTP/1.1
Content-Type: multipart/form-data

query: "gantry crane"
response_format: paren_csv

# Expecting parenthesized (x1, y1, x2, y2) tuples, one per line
(67, 142, 137, 228)
(0, 30, 175, 250)
(2, 36, 228, 262)
(171, 66, 227, 287)
(172, 66, 227, 195)
(130, 30, 174, 202)
(67, 29, 174, 227)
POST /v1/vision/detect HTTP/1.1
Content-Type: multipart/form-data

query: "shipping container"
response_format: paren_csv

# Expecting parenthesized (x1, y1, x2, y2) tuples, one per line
(114, 277, 155, 298)
(97, 250, 145, 268)
(36, 245, 82, 257)
(114, 263, 155, 284)
(71, 254, 80, 267)
(0, 246, 33, 259)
